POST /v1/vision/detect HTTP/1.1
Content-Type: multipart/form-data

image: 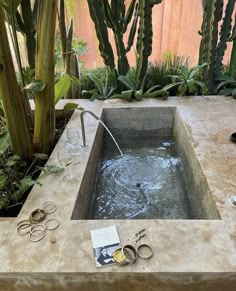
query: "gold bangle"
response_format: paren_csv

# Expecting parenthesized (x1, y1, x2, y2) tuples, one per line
(137, 244, 153, 260)
(113, 245, 137, 265)
(17, 220, 31, 235)
(29, 209, 46, 224)
(122, 245, 137, 264)
(30, 223, 46, 234)
(29, 224, 46, 242)
(43, 201, 57, 214)
(29, 229, 46, 242)
(45, 218, 60, 231)
(113, 248, 129, 266)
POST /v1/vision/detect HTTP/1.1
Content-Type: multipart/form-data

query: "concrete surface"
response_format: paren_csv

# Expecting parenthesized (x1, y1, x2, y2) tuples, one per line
(1, 96, 236, 290)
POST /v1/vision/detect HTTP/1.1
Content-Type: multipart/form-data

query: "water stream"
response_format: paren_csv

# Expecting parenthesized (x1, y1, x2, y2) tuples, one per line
(98, 120, 132, 177)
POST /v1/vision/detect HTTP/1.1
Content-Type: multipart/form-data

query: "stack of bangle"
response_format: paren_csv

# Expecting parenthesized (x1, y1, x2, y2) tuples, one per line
(113, 243, 153, 266)
(113, 245, 137, 265)
(16, 201, 59, 242)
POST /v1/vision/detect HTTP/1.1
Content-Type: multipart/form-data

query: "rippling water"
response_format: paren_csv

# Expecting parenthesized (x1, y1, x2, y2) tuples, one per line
(90, 134, 194, 219)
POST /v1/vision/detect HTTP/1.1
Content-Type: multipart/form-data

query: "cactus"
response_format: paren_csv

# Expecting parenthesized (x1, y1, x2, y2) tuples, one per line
(102, 0, 138, 76)
(198, 0, 236, 93)
(87, 0, 115, 71)
(136, 0, 161, 83)
(216, 0, 235, 72)
(229, 16, 236, 79)
(87, 0, 162, 80)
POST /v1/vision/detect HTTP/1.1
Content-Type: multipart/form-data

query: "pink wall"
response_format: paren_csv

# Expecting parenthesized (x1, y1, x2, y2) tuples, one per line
(75, 0, 233, 68)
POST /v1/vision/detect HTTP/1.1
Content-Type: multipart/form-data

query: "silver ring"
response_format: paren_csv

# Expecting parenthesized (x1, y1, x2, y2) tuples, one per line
(45, 219, 60, 231)
(137, 244, 153, 260)
(43, 201, 57, 214)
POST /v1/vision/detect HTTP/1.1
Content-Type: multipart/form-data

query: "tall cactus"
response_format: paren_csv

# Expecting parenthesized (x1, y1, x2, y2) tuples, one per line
(216, 0, 235, 71)
(229, 16, 236, 79)
(136, 0, 162, 83)
(87, 0, 162, 79)
(102, 0, 138, 75)
(87, 0, 115, 71)
(198, 0, 236, 94)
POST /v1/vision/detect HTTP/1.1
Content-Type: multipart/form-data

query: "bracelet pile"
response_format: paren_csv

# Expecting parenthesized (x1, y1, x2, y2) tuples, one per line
(113, 228, 153, 266)
(16, 201, 60, 242)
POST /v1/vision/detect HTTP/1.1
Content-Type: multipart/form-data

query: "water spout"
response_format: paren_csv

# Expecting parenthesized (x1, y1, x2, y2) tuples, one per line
(80, 111, 123, 156)
(80, 110, 99, 147)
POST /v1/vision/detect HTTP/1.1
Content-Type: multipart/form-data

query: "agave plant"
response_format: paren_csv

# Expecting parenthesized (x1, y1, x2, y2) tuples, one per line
(162, 63, 208, 96)
(83, 70, 118, 100)
(216, 74, 236, 98)
(112, 68, 168, 101)
(146, 53, 190, 95)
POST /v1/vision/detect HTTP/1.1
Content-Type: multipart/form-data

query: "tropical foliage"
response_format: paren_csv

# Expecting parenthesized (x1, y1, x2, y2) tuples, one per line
(162, 63, 208, 96)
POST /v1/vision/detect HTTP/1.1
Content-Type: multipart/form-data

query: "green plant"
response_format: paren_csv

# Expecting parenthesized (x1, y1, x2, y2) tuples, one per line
(0, 154, 44, 211)
(58, 0, 82, 98)
(83, 70, 117, 100)
(146, 53, 190, 95)
(162, 63, 208, 96)
(112, 68, 168, 101)
(54, 74, 80, 104)
(0, 1, 34, 159)
(0, 152, 64, 212)
(80, 67, 109, 96)
(216, 74, 236, 98)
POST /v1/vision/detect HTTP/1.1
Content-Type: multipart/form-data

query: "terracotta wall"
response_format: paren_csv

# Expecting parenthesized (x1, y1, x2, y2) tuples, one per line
(75, 0, 233, 68)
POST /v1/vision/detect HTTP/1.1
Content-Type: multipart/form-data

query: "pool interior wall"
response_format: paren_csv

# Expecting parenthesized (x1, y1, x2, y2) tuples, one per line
(71, 107, 219, 220)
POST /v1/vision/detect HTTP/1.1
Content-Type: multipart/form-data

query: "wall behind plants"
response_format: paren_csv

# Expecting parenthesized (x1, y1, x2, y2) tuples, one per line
(75, 0, 233, 68)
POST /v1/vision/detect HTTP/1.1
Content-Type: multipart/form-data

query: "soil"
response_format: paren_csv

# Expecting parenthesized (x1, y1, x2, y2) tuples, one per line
(0, 112, 72, 217)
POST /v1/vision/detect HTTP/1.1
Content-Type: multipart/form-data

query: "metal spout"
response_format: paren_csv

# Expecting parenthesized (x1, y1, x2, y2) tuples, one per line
(80, 110, 99, 147)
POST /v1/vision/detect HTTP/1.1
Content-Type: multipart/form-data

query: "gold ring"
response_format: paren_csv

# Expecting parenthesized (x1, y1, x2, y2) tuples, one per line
(29, 224, 46, 242)
(29, 209, 46, 224)
(30, 223, 46, 233)
(17, 220, 31, 235)
(137, 244, 153, 260)
(29, 229, 46, 242)
(43, 201, 57, 214)
(45, 219, 60, 231)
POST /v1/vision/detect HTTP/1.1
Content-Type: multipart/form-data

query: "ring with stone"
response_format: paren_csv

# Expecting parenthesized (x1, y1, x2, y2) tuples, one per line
(137, 243, 153, 260)
(17, 219, 32, 235)
(29, 208, 46, 224)
(42, 201, 57, 214)
(45, 218, 60, 231)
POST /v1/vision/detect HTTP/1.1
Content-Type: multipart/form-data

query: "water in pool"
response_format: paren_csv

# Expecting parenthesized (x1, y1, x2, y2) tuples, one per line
(90, 132, 194, 219)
